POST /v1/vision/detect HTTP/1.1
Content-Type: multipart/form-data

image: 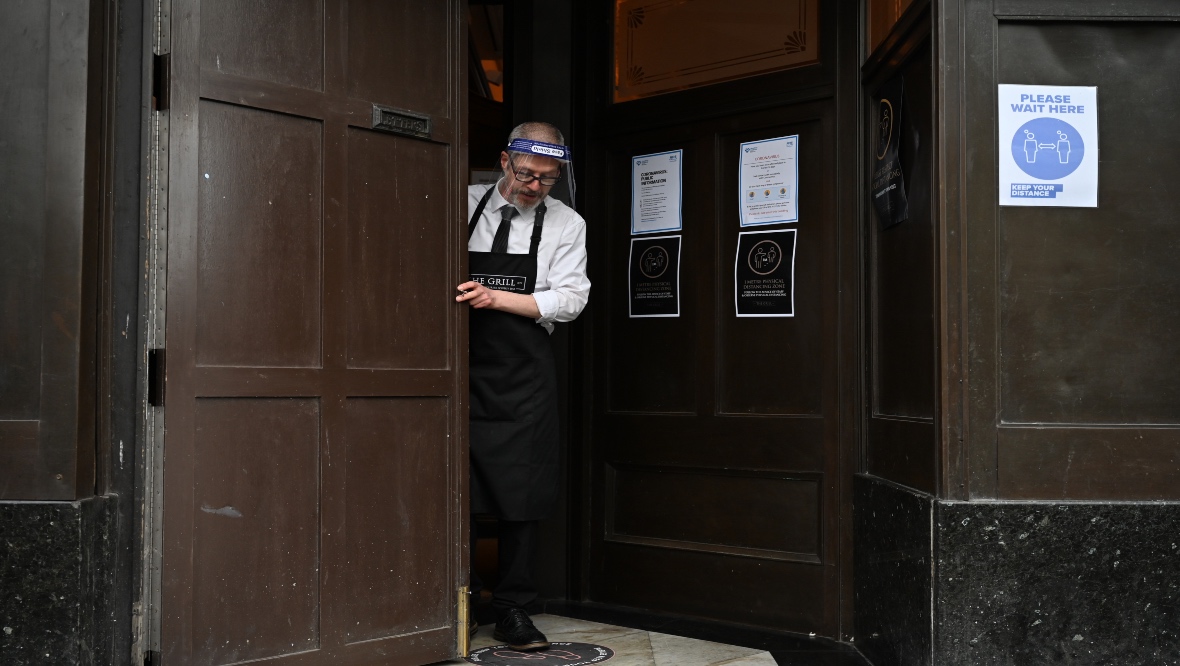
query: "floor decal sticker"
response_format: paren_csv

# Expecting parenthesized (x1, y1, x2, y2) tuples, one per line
(467, 642, 615, 665)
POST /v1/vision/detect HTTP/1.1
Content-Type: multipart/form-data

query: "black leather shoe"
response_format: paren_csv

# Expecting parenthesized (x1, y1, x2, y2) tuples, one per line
(469, 616, 478, 638)
(493, 608, 549, 651)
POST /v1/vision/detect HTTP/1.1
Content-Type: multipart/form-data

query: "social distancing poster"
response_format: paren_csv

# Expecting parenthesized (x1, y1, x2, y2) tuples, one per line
(998, 84, 1098, 207)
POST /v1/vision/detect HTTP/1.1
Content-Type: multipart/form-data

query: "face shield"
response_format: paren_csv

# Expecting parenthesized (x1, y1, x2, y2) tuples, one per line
(504, 138, 576, 210)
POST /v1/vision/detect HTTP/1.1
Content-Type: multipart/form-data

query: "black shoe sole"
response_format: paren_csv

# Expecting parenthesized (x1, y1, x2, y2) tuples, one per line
(492, 632, 549, 651)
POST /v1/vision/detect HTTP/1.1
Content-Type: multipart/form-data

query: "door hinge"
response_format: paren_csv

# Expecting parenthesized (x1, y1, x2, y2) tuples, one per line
(152, 52, 171, 111)
(144, 650, 161, 666)
(457, 586, 470, 657)
(148, 348, 166, 407)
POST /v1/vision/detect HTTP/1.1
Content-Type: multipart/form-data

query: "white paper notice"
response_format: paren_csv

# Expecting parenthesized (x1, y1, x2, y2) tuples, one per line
(631, 150, 683, 235)
(739, 135, 799, 226)
(998, 84, 1098, 207)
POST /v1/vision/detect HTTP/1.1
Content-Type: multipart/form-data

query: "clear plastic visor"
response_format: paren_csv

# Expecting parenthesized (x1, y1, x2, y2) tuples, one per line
(504, 138, 576, 209)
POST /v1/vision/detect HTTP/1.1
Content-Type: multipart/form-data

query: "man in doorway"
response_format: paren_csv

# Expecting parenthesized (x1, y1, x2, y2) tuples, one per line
(455, 122, 590, 651)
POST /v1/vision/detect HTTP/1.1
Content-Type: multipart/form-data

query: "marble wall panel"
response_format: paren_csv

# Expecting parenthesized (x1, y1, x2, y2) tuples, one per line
(855, 474, 1180, 666)
(853, 474, 933, 666)
(935, 501, 1180, 666)
(0, 497, 115, 666)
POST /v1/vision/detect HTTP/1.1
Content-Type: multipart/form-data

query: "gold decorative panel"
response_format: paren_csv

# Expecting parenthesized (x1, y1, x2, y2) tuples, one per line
(614, 0, 820, 103)
(867, 0, 916, 53)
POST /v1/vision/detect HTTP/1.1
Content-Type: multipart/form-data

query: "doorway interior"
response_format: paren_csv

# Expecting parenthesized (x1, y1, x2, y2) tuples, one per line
(143, 2, 867, 663)
(467, 0, 863, 641)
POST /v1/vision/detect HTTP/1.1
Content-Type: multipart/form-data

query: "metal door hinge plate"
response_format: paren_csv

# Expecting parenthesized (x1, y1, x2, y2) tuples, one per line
(152, 53, 170, 111)
(148, 348, 166, 407)
(458, 585, 470, 657)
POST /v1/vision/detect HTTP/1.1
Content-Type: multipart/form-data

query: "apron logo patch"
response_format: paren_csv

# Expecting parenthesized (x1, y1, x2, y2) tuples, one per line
(472, 274, 529, 293)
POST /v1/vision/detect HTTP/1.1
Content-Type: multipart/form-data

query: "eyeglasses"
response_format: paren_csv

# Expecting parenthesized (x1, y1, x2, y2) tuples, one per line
(507, 154, 563, 186)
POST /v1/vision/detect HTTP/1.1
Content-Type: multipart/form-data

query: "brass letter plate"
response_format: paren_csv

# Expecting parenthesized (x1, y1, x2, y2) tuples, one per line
(372, 104, 432, 140)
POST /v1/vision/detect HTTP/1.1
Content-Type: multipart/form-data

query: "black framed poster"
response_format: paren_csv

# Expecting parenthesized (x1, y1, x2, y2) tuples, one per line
(871, 75, 909, 229)
(734, 229, 796, 317)
(628, 235, 681, 318)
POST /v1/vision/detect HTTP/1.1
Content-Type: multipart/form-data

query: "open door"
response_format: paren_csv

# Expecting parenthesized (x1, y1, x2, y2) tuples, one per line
(159, 1, 468, 664)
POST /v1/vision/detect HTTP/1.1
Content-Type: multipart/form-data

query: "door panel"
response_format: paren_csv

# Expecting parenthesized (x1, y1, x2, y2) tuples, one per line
(0, 0, 94, 500)
(191, 398, 322, 665)
(200, 0, 325, 90)
(864, 37, 937, 493)
(342, 397, 452, 643)
(717, 120, 829, 417)
(162, 1, 467, 664)
(345, 131, 451, 370)
(195, 101, 324, 369)
(590, 102, 845, 633)
(607, 466, 821, 558)
(346, 3, 451, 117)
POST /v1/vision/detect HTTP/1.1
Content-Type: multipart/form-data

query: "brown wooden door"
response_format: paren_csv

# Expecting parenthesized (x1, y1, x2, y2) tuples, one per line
(160, 2, 468, 664)
(579, 1, 859, 638)
(588, 105, 848, 637)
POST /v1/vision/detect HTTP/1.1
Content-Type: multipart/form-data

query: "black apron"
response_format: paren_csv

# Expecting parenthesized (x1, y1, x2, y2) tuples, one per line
(467, 188, 560, 521)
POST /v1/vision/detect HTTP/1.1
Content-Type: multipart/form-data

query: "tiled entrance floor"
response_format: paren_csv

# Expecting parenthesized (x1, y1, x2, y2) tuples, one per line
(439, 608, 871, 666)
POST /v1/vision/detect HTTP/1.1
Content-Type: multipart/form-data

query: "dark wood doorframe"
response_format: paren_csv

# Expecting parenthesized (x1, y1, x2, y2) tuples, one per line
(569, 0, 865, 640)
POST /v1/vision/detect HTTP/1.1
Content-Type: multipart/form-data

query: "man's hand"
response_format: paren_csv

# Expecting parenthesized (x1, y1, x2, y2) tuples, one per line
(456, 281, 542, 319)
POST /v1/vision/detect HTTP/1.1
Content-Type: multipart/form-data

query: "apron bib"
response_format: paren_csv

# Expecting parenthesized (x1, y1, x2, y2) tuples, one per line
(467, 188, 560, 521)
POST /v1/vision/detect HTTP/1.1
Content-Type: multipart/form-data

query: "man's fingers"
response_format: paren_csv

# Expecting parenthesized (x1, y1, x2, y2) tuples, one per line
(456, 282, 482, 302)
(469, 289, 495, 309)
(456, 282, 498, 309)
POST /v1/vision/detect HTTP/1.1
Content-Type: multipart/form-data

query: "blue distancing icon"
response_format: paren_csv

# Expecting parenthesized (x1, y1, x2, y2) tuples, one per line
(1010, 117, 1084, 180)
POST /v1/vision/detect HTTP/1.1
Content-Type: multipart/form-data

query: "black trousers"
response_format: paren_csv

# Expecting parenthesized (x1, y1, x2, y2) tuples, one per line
(470, 518, 539, 618)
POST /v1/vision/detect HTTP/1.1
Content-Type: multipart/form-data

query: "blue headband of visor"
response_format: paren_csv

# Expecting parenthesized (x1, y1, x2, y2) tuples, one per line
(506, 138, 572, 162)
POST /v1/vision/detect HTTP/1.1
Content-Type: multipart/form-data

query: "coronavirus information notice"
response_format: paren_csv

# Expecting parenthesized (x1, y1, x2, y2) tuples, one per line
(631, 150, 683, 234)
(998, 84, 1098, 207)
(739, 136, 799, 226)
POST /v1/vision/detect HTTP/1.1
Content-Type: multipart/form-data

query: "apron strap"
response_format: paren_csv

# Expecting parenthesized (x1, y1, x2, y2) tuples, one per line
(528, 203, 546, 256)
(468, 186, 497, 239)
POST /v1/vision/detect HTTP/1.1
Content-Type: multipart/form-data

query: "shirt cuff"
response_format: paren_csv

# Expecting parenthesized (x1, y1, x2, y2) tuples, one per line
(532, 291, 559, 322)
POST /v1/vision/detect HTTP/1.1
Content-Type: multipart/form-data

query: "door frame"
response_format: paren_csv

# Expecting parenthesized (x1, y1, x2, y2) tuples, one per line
(134, 0, 172, 661)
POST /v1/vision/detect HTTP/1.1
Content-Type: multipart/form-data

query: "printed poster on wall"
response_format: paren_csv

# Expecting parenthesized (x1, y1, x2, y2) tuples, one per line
(734, 229, 796, 317)
(631, 150, 683, 234)
(998, 84, 1098, 207)
(628, 235, 681, 318)
(871, 76, 909, 229)
(739, 136, 799, 226)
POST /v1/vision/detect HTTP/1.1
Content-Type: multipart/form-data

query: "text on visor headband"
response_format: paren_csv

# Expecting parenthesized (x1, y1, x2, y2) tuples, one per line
(506, 138, 572, 162)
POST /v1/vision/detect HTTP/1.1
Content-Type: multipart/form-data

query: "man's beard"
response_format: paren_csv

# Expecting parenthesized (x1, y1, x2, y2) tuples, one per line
(505, 186, 543, 211)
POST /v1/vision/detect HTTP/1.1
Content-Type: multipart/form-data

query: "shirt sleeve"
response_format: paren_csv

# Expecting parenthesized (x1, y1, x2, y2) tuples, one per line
(533, 217, 590, 324)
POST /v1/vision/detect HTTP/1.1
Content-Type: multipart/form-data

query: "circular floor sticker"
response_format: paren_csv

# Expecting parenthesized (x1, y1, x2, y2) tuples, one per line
(467, 642, 614, 665)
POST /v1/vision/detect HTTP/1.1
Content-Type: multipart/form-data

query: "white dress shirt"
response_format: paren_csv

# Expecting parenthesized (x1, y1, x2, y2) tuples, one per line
(468, 182, 590, 333)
